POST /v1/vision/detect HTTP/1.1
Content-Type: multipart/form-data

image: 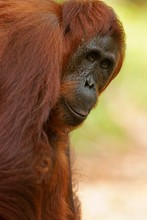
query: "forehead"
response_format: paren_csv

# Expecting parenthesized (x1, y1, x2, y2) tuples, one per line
(85, 35, 117, 53)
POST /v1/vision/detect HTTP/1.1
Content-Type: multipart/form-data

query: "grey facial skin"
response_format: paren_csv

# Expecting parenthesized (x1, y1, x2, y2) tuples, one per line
(59, 35, 118, 127)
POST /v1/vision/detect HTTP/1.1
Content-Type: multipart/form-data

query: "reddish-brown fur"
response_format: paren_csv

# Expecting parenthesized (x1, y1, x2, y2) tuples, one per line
(0, 0, 125, 219)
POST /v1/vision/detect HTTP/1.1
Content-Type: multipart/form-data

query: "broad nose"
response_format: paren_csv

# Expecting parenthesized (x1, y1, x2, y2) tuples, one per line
(75, 79, 97, 116)
(84, 74, 95, 89)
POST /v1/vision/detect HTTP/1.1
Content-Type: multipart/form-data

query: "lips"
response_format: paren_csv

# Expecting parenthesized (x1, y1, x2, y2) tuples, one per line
(64, 99, 88, 119)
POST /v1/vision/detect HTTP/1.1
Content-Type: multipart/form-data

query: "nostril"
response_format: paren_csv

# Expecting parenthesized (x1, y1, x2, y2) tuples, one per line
(85, 79, 89, 87)
(84, 77, 94, 88)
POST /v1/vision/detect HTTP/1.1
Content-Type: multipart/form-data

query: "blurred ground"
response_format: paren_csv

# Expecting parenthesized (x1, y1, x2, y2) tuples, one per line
(76, 147, 147, 220)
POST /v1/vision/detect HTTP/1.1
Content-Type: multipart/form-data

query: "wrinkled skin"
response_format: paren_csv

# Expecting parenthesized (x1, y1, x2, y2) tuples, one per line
(58, 35, 118, 127)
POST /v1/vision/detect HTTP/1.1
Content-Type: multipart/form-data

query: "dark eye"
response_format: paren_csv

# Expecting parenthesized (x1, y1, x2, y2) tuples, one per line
(100, 59, 112, 69)
(86, 51, 99, 63)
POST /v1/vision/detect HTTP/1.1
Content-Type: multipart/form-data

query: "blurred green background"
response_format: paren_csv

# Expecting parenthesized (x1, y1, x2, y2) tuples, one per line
(71, 0, 147, 156)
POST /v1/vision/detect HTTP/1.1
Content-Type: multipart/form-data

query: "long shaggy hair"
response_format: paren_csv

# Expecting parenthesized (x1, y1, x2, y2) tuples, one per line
(0, 0, 125, 219)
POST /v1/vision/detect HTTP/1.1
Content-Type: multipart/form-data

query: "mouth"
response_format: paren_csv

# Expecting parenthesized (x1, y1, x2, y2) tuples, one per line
(64, 99, 88, 119)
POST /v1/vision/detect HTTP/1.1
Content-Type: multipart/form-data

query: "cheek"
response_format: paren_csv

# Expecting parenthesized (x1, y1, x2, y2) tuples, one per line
(97, 73, 109, 91)
(97, 69, 115, 92)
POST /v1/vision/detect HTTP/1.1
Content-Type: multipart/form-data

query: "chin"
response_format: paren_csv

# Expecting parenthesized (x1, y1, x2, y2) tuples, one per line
(64, 111, 87, 127)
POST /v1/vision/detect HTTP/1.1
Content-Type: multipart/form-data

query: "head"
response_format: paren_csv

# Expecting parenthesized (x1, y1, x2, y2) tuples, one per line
(51, 0, 125, 129)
